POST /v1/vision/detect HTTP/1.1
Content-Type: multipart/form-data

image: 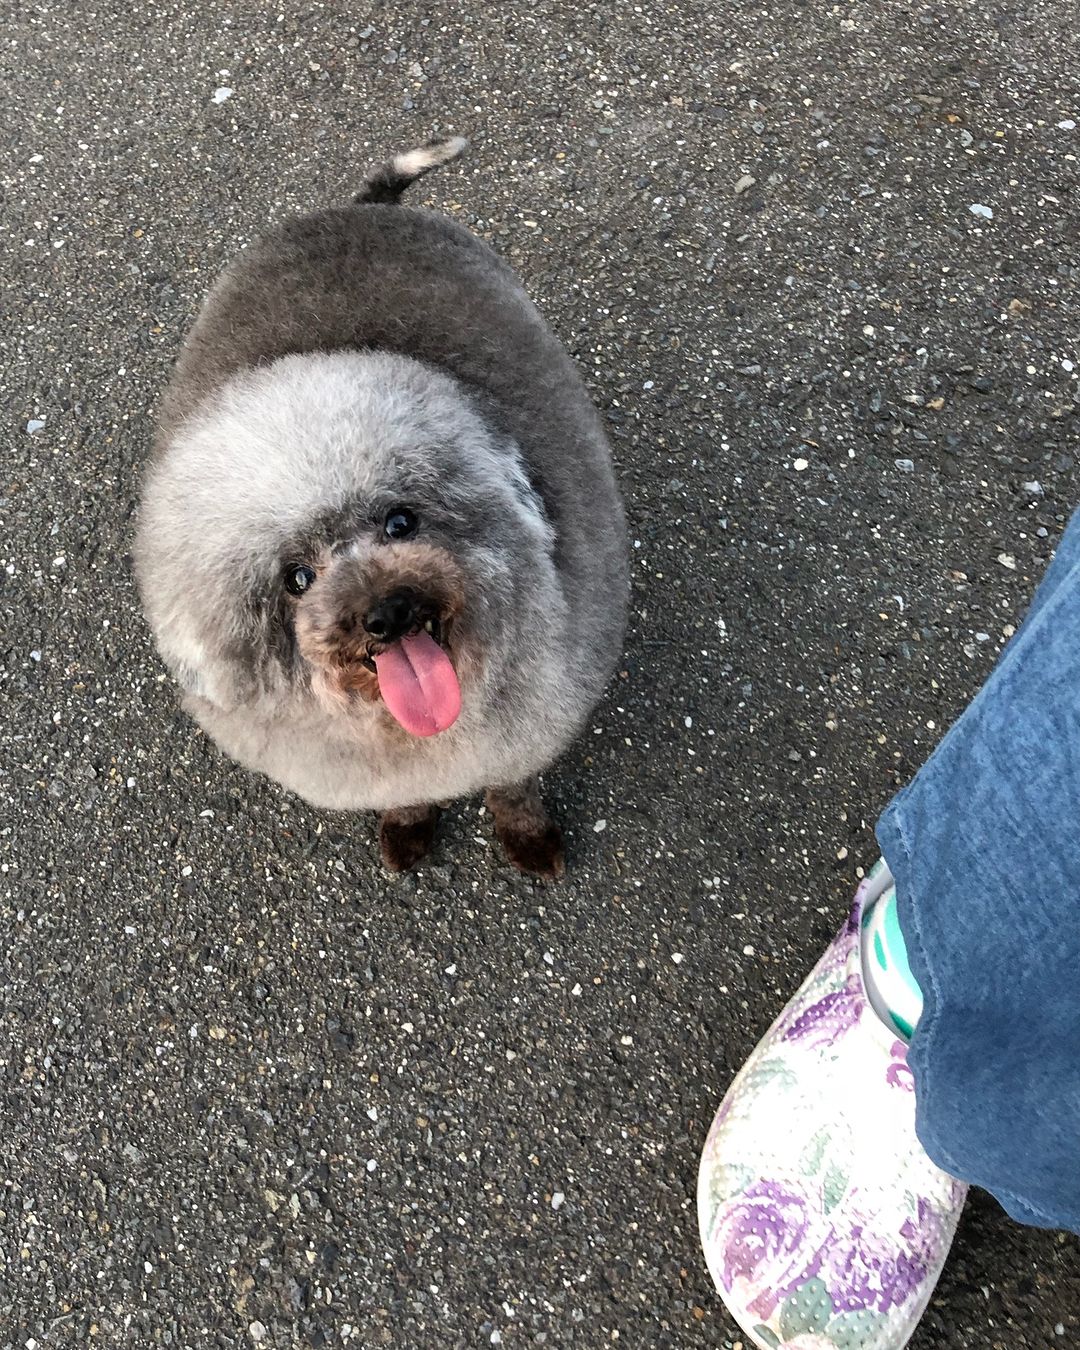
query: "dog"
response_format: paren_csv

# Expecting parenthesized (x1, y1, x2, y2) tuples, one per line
(135, 138, 627, 878)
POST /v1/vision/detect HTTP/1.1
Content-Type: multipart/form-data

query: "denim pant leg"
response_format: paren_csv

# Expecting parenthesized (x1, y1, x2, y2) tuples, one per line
(877, 509, 1080, 1235)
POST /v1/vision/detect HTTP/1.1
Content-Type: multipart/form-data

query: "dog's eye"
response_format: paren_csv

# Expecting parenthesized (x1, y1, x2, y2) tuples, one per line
(284, 563, 317, 596)
(384, 508, 419, 541)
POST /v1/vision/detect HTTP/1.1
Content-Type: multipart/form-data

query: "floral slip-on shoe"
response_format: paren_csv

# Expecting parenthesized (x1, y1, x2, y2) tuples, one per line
(697, 864, 968, 1350)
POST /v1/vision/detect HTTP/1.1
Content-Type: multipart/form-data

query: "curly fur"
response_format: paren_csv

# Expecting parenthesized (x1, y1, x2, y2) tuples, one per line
(135, 143, 627, 817)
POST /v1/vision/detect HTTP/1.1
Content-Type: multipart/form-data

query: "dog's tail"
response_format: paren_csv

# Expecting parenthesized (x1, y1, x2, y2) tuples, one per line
(354, 136, 468, 205)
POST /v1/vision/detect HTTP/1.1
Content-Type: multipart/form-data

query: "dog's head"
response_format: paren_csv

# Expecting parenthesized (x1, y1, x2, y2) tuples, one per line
(136, 350, 557, 737)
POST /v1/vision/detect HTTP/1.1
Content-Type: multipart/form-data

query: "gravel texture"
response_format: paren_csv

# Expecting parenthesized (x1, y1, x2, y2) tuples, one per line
(2, 1, 1078, 1346)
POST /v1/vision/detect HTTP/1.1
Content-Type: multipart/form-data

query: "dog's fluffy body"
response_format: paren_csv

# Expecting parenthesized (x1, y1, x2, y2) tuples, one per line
(136, 143, 627, 816)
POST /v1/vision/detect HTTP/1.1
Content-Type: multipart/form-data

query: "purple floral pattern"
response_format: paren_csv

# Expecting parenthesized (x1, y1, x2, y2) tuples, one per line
(886, 1040, 915, 1093)
(810, 1213, 928, 1316)
(714, 1181, 817, 1319)
(782, 975, 865, 1049)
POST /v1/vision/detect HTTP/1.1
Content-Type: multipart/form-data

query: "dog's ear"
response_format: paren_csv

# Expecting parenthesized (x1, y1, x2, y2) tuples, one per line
(500, 439, 555, 550)
(159, 634, 256, 714)
(140, 549, 291, 714)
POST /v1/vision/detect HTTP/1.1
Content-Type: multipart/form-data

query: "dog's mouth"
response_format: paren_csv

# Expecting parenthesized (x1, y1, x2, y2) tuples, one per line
(357, 616, 447, 672)
(363, 616, 461, 738)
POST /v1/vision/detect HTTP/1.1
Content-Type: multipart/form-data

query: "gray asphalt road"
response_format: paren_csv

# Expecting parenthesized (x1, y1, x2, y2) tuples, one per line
(3, 2, 1078, 1346)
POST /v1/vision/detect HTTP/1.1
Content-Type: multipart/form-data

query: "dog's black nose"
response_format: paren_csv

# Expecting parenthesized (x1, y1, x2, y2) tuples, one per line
(363, 590, 417, 643)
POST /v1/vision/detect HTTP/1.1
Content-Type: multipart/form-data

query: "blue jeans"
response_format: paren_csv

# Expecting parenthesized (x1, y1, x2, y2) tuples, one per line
(878, 509, 1080, 1234)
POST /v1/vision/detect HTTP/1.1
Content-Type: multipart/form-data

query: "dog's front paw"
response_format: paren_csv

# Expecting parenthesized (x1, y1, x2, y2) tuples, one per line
(485, 779, 566, 880)
(498, 821, 566, 881)
(379, 805, 440, 872)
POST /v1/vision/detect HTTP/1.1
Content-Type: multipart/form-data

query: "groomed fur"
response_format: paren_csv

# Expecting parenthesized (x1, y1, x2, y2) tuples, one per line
(136, 142, 627, 816)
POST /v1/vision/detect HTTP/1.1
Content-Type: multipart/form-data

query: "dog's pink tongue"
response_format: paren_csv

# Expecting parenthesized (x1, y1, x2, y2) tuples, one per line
(374, 631, 462, 737)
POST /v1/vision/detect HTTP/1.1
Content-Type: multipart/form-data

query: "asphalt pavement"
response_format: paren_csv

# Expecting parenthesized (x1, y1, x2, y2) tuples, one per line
(2, 1, 1079, 1345)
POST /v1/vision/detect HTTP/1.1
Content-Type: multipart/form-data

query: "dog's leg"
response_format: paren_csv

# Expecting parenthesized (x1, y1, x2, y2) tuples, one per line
(485, 778, 565, 880)
(379, 802, 440, 872)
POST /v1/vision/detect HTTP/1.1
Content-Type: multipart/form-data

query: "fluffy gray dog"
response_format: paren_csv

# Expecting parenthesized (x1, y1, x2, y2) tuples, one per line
(135, 138, 627, 877)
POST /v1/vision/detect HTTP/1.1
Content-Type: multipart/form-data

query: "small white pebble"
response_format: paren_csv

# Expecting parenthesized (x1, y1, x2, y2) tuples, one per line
(836, 847, 849, 861)
(793, 457, 809, 471)
(126, 777, 136, 789)
(29, 650, 42, 662)
(366, 1106, 378, 1121)
(26, 419, 46, 434)
(619, 1035, 633, 1046)
(1063, 359, 1075, 373)
(743, 944, 756, 957)
(997, 553, 1017, 570)
(444, 963, 457, 976)
(366, 1159, 377, 1173)
(551, 1191, 565, 1210)
(593, 819, 607, 833)
(211, 86, 234, 103)
(1057, 119, 1076, 130)
(571, 983, 583, 996)
(542, 951, 554, 966)
(969, 203, 993, 219)
(671, 952, 685, 964)
(248, 1324, 267, 1345)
